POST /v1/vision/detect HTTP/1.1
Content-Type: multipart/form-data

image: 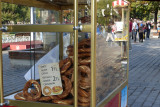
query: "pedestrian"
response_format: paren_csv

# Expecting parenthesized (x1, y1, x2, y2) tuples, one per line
(102, 26, 106, 38)
(97, 23, 101, 36)
(157, 21, 160, 38)
(137, 22, 139, 41)
(106, 23, 114, 42)
(139, 21, 144, 42)
(143, 22, 147, 40)
(112, 22, 117, 38)
(129, 19, 133, 50)
(132, 19, 137, 43)
(146, 21, 151, 39)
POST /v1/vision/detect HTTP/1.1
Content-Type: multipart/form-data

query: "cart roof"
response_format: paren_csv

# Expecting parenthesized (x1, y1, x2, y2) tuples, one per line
(2, 0, 90, 10)
(37, 0, 89, 6)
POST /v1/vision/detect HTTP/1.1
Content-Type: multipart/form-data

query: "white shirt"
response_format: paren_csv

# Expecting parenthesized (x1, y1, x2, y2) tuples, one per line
(132, 22, 137, 30)
(148, 25, 150, 29)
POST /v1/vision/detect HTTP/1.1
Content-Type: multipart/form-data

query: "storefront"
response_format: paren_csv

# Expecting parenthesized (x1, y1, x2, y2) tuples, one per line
(0, 0, 130, 107)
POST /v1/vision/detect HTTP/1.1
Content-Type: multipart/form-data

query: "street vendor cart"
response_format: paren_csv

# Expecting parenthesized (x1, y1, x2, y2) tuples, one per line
(0, 0, 130, 107)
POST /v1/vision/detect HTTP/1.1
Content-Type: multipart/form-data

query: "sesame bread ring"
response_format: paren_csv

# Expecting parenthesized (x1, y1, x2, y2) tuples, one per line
(78, 39, 91, 47)
(79, 65, 91, 83)
(60, 58, 72, 74)
(79, 81, 91, 89)
(79, 57, 91, 65)
(67, 45, 73, 51)
(70, 87, 90, 98)
(50, 95, 61, 100)
(78, 96, 90, 103)
(59, 58, 71, 69)
(30, 89, 37, 96)
(78, 102, 90, 107)
(64, 68, 74, 76)
(39, 96, 52, 102)
(68, 53, 90, 58)
(43, 86, 52, 96)
(57, 76, 72, 99)
(78, 88, 90, 98)
(52, 99, 73, 105)
(79, 65, 90, 74)
(23, 80, 41, 101)
(14, 92, 26, 101)
(70, 88, 74, 96)
(66, 48, 90, 55)
(79, 48, 91, 53)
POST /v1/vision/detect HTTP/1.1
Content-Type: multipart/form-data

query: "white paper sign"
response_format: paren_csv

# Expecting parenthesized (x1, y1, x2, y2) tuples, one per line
(38, 63, 63, 96)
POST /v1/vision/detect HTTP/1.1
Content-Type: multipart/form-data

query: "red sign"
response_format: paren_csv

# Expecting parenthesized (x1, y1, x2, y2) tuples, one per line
(104, 93, 120, 107)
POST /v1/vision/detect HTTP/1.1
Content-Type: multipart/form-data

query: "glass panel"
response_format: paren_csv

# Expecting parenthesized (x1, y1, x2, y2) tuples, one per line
(2, 1, 94, 107)
(96, 1, 128, 105)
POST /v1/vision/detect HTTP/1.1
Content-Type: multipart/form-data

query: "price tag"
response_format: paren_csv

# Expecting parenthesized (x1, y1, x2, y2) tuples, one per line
(38, 63, 63, 96)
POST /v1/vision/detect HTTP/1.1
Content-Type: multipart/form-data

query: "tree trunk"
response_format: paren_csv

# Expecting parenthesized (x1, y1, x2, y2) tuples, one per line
(154, 9, 158, 29)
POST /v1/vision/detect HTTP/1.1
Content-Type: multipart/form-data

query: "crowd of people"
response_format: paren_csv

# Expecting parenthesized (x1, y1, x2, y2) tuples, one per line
(130, 19, 151, 43)
(96, 22, 117, 42)
(97, 19, 154, 50)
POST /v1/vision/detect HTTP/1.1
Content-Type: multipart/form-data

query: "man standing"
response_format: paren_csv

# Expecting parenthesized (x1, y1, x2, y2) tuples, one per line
(157, 20, 160, 38)
(146, 21, 151, 39)
(106, 24, 114, 42)
(132, 19, 137, 43)
(129, 19, 133, 49)
(139, 21, 144, 42)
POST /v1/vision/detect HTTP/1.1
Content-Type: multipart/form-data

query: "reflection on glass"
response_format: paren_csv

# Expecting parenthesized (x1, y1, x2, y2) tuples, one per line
(96, 4, 128, 104)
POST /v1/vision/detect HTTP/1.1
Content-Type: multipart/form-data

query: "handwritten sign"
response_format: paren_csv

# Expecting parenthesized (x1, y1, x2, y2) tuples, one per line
(38, 63, 63, 96)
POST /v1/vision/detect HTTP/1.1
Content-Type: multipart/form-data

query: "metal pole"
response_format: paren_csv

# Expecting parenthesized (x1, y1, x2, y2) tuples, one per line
(59, 10, 63, 60)
(122, 8, 125, 35)
(0, 0, 4, 105)
(91, 0, 97, 106)
(74, 0, 78, 106)
(126, 4, 130, 106)
(31, 7, 34, 41)
(70, 33, 73, 45)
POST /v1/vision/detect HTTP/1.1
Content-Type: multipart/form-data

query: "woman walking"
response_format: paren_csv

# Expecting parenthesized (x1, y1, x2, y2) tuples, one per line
(139, 21, 144, 42)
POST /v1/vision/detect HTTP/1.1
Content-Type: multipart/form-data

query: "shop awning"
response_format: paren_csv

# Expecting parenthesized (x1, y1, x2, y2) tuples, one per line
(112, 0, 130, 8)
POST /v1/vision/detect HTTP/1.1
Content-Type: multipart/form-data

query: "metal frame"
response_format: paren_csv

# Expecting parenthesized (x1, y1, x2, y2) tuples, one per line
(0, 0, 4, 105)
(5, 24, 91, 33)
(91, 0, 96, 107)
(73, 0, 78, 106)
(0, 0, 130, 107)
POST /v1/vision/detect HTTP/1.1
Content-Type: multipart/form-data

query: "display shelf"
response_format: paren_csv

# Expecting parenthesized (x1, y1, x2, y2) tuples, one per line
(0, 0, 130, 107)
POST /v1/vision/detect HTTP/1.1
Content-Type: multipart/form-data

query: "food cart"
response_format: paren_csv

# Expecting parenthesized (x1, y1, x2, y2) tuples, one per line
(0, 0, 130, 107)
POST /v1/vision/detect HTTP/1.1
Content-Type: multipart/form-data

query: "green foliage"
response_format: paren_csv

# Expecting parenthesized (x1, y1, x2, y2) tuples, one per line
(129, 1, 160, 21)
(1, 3, 30, 24)
(97, 0, 115, 26)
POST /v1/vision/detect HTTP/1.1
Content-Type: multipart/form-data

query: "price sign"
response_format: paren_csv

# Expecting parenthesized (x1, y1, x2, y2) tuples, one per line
(38, 63, 63, 96)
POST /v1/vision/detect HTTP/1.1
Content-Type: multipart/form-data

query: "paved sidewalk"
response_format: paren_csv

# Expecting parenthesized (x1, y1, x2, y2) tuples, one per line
(128, 37, 160, 107)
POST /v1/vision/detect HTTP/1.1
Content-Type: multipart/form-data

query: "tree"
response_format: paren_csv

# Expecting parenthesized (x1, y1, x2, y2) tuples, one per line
(148, 1, 160, 29)
(2, 3, 30, 24)
(97, 0, 115, 25)
(129, 0, 160, 29)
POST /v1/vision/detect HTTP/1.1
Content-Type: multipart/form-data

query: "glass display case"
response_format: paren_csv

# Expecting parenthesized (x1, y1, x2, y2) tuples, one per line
(0, 0, 130, 107)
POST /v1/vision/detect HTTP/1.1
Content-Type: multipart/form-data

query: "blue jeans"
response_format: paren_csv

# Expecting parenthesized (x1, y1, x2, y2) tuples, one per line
(133, 30, 137, 42)
(147, 30, 150, 38)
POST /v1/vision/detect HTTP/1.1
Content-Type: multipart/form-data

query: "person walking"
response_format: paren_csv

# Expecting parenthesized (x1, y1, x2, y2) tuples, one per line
(157, 21, 160, 38)
(143, 22, 147, 40)
(146, 21, 151, 39)
(106, 23, 114, 42)
(97, 23, 101, 36)
(132, 19, 137, 43)
(129, 19, 133, 50)
(139, 21, 144, 42)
